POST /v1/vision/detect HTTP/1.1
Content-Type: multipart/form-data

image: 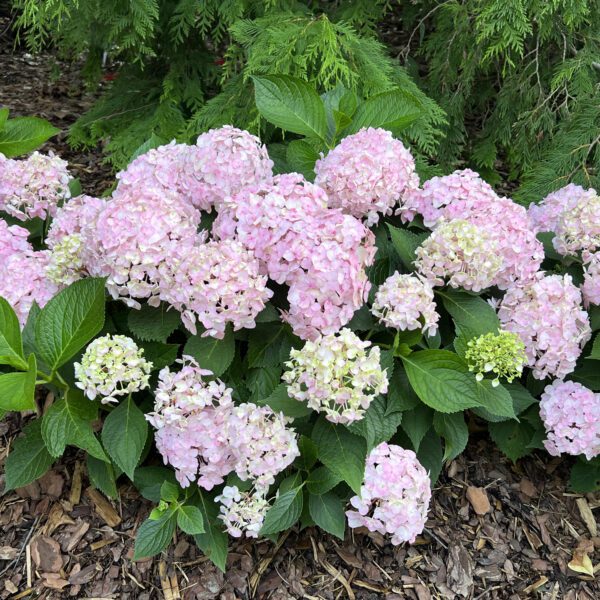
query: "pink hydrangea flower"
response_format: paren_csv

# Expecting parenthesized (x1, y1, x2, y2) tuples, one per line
(0, 250, 58, 325)
(87, 189, 201, 307)
(159, 239, 272, 338)
(415, 219, 502, 292)
(498, 274, 591, 380)
(372, 272, 439, 336)
(146, 356, 236, 489)
(539, 380, 600, 460)
(0, 152, 71, 221)
(346, 443, 431, 545)
(582, 254, 600, 308)
(528, 184, 597, 234)
(46, 194, 107, 248)
(553, 193, 600, 259)
(0, 220, 31, 260)
(314, 127, 419, 225)
(224, 403, 299, 491)
(189, 125, 273, 211)
(400, 169, 497, 227)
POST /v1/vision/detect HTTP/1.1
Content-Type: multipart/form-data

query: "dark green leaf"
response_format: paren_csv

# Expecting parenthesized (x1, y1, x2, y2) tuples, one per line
(387, 366, 420, 413)
(417, 429, 443, 484)
(87, 455, 118, 499)
(247, 366, 280, 401)
(569, 458, 600, 493)
(306, 466, 342, 495)
(587, 334, 600, 360)
(296, 435, 318, 470)
(138, 342, 179, 371)
(488, 420, 535, 462)
(312, 417, 366, 494)
(433, 412, 468, 461)
(308, 492, 345, 539)
(286, 140, 320, 180)
(0, 354, 37, 412)
(194, 491, 228, 572)
(133, 466, 177, 503)
(0, 297, 27, 369)
(134, 511, 177, 559)
(400, 403, 433, 451)
(253, 75, 328, 140)
(101, 397, 148, 479)
(128, 304, 180, 343)
(260, 487, 303, 535)
(247, 324, 293, 368)
(35, 278, 106, 370)
(42, 390, 108, 461)
(184, 327, 235, 377)
(348, 395, 403, 450)
(387, 224, 427, 269)
(258, 383, 312, 418)
(4, 420, 54, 490)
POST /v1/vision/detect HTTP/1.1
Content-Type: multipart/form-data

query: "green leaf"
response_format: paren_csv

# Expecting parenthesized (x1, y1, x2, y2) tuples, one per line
(87, 455, 118, 499)
(279, 471, 304, 494)
(247, 323, 294, 368)
(133, 466, 177, 503)
(0, 107, 8, 130)
(255, 303, 279, 323)
(4, 420, 54, 490)
(348, 396, 403, 450)
(247, 366, 280, 401)
(0, 354, 37, 412)
(286, 140, 320, 180)
(417, 429, 443, 485)
(253, 75, 328, 141)
(296, 436, 318, 470)
(258, 383, 312, 418)
(177, 505, 205, 535)
(308, 492, 345, 539)
(260, 487, 304, 535)
(138, 342, 179, 371)
(22, 302, 41, 360)
(193, 491, 229, 572)
(42, 390, 108, 461)
(488, 420, 535, 462)
(347, 305, 375, 332)
(387, 366, 420, 413)
(128, 304, 180, 343)
(387, 224, 428, 269)
(345, 89, 422, 136)
(506, 382, 537, 415)
(569, 361, 600, 391)
(35, 278, 106, 370)
(184, 327, 234, 377)
(402, 350, 514, 417)
(587, 334, 600, 360)
(101, 397, 148, 479)
(160, 481, 180, 503)
(0, 297, 27, 369)
(312, 417, 366, 494)
(400, 403, 433, 451)
(0, 116, 60, 157)
(569, 458, 600, 493)
(433, 412, 468, 462)
(134, 510, 177, 560)
(438, 289, 500, 340)
(130, 133, 167, 161)
(306, 466, 342, 495)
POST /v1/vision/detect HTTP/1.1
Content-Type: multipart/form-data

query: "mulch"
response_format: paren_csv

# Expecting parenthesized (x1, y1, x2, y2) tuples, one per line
(1, 14, 599, 599)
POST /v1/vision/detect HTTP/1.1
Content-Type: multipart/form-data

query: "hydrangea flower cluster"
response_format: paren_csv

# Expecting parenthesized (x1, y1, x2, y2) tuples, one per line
(214, 173, 375, 339)
(539, 380, 600, 460)
(401, 168, 498, 227)
(498, 274, 591, 380)
(314, 127, 418, 225)
(415, 219, 502, 292)
(582, 254, 600, 308)
(159, 239, 272, 338)
(74, 334, 152, 404)
(46, 194, 106, 247)
(0, 220, 31, 260)
(371, 272, 439, 336)
(464, 330, 527, 386)
(45, 234, 85, 286)
(87, 188, 201, 307)
(215, 486, 270, 538)
(147, 357, 298, 492)
(346, 443, 431, 545)
(528, 184, 597, 234)
(282, 328, 388, 424)
(0, 151, 71, 221)
(224, 403, 300, 491)
(553, 193, 600, 259)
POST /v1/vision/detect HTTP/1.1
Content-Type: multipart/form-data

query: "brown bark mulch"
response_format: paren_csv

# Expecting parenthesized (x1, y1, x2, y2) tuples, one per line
(1, 13, 599, 599)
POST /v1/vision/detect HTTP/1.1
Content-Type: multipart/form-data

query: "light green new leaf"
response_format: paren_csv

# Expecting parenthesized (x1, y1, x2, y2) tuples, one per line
(0, 116, 60, 157)
(177, 505, 205, 535)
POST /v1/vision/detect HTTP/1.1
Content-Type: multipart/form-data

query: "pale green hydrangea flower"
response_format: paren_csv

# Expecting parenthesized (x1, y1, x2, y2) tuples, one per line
(74, 334, 152, 403)
(45, 233, 85, 286)
(465, 330, 527, 387)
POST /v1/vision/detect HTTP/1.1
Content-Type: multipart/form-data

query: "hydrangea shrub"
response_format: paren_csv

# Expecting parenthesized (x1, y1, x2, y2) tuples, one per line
(2, 89, 600, 571)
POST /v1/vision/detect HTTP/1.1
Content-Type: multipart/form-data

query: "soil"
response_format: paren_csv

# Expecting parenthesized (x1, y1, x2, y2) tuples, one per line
(1, 11, 599, 600)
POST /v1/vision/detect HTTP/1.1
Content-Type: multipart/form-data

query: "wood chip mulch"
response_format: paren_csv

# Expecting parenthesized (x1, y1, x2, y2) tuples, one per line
(1, 12, 599, 599)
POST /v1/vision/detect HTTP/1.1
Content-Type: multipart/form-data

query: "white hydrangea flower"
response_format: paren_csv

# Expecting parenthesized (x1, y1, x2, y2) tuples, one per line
(215, 485, 270, 538)
(74, 334, 152, 403)
(282, 328, 388, 424)
(45, 233, 86, 286)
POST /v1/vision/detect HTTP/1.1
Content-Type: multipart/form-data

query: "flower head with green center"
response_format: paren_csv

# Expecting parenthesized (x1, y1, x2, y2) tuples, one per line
(45, 233, 86, 286)
(74, 334, 153, 403)
(464, 330, 527, 386)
